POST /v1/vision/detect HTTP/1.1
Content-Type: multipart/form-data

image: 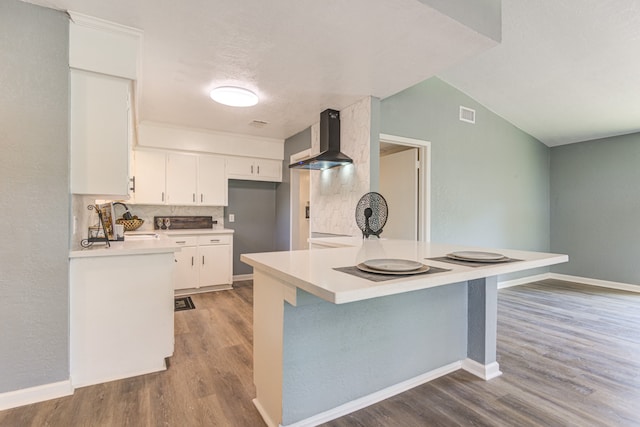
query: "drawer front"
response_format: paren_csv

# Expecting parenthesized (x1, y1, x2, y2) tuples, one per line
(169, 236, 198, 246)
(197, 234, 232, 245)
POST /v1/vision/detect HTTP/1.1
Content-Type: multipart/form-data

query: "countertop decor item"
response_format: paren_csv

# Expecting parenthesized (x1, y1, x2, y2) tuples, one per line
(116, 218, 144, 231)
(355, 192, 388, 238)
(81, 204, 110, 248)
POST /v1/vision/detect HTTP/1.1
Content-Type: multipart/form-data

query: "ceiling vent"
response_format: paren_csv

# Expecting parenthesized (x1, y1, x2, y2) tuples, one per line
(459, 106, 476, 124)
(250, 120, 269, 128)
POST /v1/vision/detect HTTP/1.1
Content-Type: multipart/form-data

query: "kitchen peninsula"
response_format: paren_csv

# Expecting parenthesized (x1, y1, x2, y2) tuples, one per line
(241, 240, 568, 427)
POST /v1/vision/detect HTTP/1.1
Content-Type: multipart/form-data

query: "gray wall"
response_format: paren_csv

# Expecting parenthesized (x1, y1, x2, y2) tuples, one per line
(281, 283, 467, 424)
(274, 128, 312, 251)
(381, 78, 551, 279)
(550, 133, 640, 286)
(0, 0, 69, 393)
(226, 180, 277, 275)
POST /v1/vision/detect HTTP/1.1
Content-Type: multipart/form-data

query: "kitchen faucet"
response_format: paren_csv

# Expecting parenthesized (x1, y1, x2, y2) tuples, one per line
(112, 202, 133, 220)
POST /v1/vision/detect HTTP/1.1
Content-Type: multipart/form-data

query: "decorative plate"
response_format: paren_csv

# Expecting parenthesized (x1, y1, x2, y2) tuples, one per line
(447, 251, 508, 262)
(363, 258, 423, 272)
(357, 263, 430, 275)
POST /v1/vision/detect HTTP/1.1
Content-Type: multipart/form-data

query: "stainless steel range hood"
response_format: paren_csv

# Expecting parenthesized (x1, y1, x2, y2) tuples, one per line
(289, 109, 353, 170)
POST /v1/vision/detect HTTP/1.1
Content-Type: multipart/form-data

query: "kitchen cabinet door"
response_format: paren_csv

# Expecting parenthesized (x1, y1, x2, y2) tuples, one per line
(166, 153, 197, 205)
(199, 244, 232, 286)
(254, 158, 282, 181)
(226, 156, 282, 182)
(133, 150, 166, 204)
(173, 245, 198, 290)
(198, 155, 227, 206)
(70, 69, 131, 196)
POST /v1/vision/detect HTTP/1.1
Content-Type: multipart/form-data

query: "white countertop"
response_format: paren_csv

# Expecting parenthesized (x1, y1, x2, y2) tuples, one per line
(69, 238, 181, 259)
(241, 240, 568, 304)
(162, 228, 234, 235)
(69, 228, 234, 258)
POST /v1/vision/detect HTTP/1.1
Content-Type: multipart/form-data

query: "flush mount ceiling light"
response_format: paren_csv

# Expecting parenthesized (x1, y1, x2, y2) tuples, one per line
(209, 86, 259, 107)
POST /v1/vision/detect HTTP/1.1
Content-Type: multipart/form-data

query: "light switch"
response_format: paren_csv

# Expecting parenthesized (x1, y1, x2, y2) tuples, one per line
(229, 214, 235, 223)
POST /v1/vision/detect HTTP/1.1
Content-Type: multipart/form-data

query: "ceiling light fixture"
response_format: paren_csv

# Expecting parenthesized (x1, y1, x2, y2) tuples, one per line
(209, 86, 259, 107)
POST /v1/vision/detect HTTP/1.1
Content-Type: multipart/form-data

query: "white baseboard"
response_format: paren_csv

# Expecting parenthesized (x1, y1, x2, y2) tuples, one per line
(461, 359, 502, 380)
(233, 273, 253, 282)
(548, 273, 640, 293)
(498, 273, 552, 289)
(253, 398, 279, 427)
(280, 361, 462, 427)
(0, 380, 73, 411)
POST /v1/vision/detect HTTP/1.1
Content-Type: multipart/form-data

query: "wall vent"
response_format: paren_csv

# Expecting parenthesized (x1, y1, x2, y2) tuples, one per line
(459, 106, 476, 124)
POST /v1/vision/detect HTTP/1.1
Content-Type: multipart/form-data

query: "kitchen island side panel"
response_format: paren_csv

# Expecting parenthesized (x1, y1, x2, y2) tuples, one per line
(280, 283, 467, 425)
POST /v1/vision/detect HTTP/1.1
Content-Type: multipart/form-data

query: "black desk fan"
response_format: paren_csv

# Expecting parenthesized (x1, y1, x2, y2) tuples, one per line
(355, 192, 388, 238)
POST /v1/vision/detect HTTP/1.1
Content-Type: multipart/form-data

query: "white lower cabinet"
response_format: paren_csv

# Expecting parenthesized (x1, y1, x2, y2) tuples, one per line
(70, 252, 175, 388)
(170, 232, 233, 292)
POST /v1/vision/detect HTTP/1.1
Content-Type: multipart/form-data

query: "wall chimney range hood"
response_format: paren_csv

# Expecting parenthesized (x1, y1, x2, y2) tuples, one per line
(289, 109, 353, 170)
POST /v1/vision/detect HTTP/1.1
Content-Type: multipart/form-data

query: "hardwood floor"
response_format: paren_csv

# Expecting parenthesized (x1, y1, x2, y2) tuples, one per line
(0, 279, 638, 426)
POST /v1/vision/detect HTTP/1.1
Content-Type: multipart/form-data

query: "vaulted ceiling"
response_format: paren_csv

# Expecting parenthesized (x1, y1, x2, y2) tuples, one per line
(22, 0, 640, 146)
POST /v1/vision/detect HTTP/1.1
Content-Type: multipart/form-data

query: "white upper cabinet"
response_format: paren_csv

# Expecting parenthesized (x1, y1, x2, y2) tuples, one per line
(70, 70, 131, 196)
(68, 13, 142, 197)
(132, 150, 166, 204)
(166, 153, 198, 205)
(198, 156, 227, 206)
(226, 157, 282, 182)
(132, 150, 227, 206)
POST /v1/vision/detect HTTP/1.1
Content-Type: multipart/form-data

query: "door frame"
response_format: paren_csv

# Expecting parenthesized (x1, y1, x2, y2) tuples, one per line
(379, 134, 431, 242)
(289, 149, 312, 250)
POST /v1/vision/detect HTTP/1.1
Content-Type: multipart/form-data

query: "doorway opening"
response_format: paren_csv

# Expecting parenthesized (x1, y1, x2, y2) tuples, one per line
(379, 134, 430, 242)
(290, 149, 311, 250)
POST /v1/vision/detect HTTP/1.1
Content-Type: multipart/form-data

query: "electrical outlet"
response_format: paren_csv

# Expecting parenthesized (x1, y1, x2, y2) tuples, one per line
(229, 214, 235, 223)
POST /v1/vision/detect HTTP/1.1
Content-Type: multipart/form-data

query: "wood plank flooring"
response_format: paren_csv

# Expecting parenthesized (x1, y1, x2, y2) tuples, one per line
(0, 279, 638, 426)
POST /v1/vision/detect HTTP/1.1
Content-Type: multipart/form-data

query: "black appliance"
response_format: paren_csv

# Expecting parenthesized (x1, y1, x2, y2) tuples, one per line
(289, 109, 353, 170)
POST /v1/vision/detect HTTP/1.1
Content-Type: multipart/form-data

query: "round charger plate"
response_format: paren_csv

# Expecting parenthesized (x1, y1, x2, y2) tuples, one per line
(447, 251, 507, 262)
(357, 263, 430, 275)
(363, 258, 423, 272)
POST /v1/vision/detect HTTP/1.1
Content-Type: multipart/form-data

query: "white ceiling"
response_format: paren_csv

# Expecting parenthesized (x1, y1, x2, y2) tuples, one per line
(21, 0, 640, 146)
(439, 0, 640, 146)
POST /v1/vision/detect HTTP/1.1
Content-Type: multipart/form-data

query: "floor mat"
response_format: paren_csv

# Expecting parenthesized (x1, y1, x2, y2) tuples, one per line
(175, 296, 195, 311)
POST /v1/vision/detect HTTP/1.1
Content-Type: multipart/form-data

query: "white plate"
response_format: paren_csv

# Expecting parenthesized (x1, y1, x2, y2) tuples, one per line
(447, 251, 507, 262)
(357, 263, 430, 275)
(363, 258, 423, 272)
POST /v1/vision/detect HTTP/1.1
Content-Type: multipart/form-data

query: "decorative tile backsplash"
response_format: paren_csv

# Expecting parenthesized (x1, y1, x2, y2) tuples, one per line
(310, 97, 372, 236)
(70, 194, 224, 250)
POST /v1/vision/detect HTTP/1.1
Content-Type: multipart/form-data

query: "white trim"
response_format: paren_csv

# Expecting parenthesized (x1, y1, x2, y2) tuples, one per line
(280, 361, 461, 427)
(461, 359, 502, 380)
(498, 273, 552, 289)
(68, 11, 143, 36)
(233, 273, 253, 282)
(253, 398, 280, 427)
(548, 273, 640, 293)
(0, 380, 73, 411)
(379, 134, 431, 243)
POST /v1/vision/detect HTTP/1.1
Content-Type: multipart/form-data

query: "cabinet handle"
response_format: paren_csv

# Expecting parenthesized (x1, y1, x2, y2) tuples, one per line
(257, 165, 260, 174)
(129, 176, 136, 192)
(201, 193, 203, 203)
(251, 165, 254, 174)
(193, 193, 196, 202)
(210, 239, 220, 243)
(176, 240, 186, 244)
(162, 192, 165, 202)
(202, 255, 205, 265)
(191, 256, 194, 266)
